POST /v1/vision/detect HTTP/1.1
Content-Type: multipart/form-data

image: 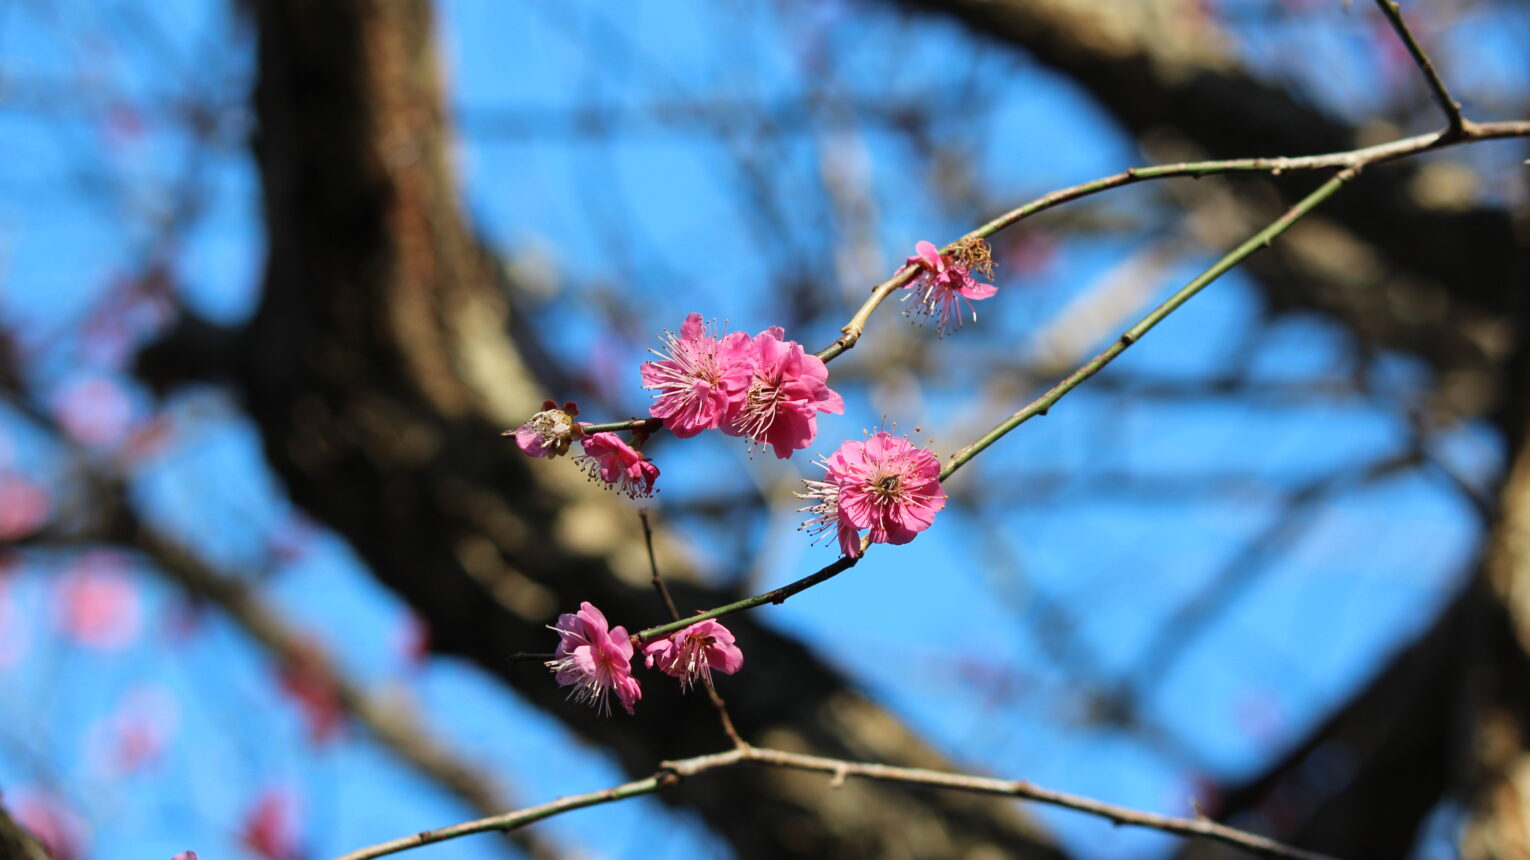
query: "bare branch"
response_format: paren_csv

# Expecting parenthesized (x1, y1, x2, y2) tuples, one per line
(1372, 0, 1468, 136)
(813, 120, 1529, 362)
(334, 745, 1338, 860)
(637, 509, 745, 748)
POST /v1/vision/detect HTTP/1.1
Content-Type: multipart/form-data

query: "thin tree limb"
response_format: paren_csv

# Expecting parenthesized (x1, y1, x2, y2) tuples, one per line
(333, 745, 1339, 860)
(1372, 0, 1468, 136)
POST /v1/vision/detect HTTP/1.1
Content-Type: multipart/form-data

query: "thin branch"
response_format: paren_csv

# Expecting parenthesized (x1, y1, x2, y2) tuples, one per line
(939, 167, 1358, 481)
(633, 554, 859, 643)
(627, 118, 1530, 652)
(333, 745, 1337, 860)
(575, 121, 1529, 425)
(1372, 0, 1468, 136)
(638, 510, 682, 621)
(813, 120, 1528, 362)
(579, 417, 662, 435)
(331, 768, 683, 860)
(637, 509, 746, 747)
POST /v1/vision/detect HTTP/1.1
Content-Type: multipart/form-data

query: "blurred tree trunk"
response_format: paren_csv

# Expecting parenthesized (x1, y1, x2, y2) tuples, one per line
(906, 0, 1530, 856)
(173, 0, 1068, 857)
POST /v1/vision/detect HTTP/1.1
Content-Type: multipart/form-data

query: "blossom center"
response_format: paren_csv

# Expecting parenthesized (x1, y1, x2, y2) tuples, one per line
(736, 375, 783, 442)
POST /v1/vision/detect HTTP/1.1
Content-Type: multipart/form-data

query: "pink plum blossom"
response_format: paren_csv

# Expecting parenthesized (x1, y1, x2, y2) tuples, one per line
(241, 789, 301, 860)
(799, 432, 946, 558)
(276, 639, 344, 744)
(796, 467, 862, 558)
(172, 852, 199, 860)
(52, 374, 136, 447)
(546, 601, 641, 715)
(53, 552, 141, 652)
(10, 790, 85, 860)
(640, 313, 753, 437)
(725, 327, 844, 459)
(576, 432, 659, 498)
(0, 477, 50, 540)
(86, 684, 178, 777)
(643, 619, 744, 690)
(508, 400, 580, 458)
(903, 240, 997, 335)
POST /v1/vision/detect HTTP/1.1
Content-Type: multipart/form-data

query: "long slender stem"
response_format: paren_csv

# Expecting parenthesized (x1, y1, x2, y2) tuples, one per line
(634, 554, 859, 643)
(939, 168, 1358, 482)
(579, 417, 662, 435)
(332, 770, 677, 860)
(638, 509, 747, 747)
(335, 745, 1334, 860)
(809, 121, 1525, 363)
(616, 120, 1530, 648)
(1373, 0, 1467, 135)
(639, 510, 682, 621)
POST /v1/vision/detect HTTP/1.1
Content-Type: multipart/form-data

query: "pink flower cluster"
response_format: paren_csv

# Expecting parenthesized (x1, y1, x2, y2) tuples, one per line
(509, 401, 661, 499)
(509, 314, 842, 498)
(904, 240, 997, 336)
(546, 602, 743, 716)
(515, 244, 989, 717)
(642, 314, 843, 459)
(798, 432, 947, 558)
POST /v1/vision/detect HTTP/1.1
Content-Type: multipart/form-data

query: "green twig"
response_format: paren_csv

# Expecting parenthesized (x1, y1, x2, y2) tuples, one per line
(939, 168, 1358, 482)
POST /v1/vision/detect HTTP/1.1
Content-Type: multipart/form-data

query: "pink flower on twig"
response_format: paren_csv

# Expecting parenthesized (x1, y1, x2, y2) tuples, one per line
(903, 240, 997, 335)
(546, 601, 641, 715)
(576, 432, 659, 498)
(54, 552, 141, 652)
(10, 790, 85, 860)
(725, 327, 844, 459)
(507, 400, 580, 458)
(796, 466, 863, 558)
(643, 619, 743, 691)
(640, 313, 752, 438)
(799, 432, 946, 558)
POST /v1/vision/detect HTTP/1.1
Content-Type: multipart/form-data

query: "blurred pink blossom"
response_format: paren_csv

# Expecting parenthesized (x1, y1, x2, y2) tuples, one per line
(86, 684, 179, 777)
(241, 789, 301, 860)
(9, 790, 86, 860)
(276, 639, 345, 744)
(395, 610, 431, 670)
(0, 477, 50, 540)
(52, 374, 135, 447)
(643, 619, 743, 691)
(546, 601, 641, 716)
(53, 552, 141, 651)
